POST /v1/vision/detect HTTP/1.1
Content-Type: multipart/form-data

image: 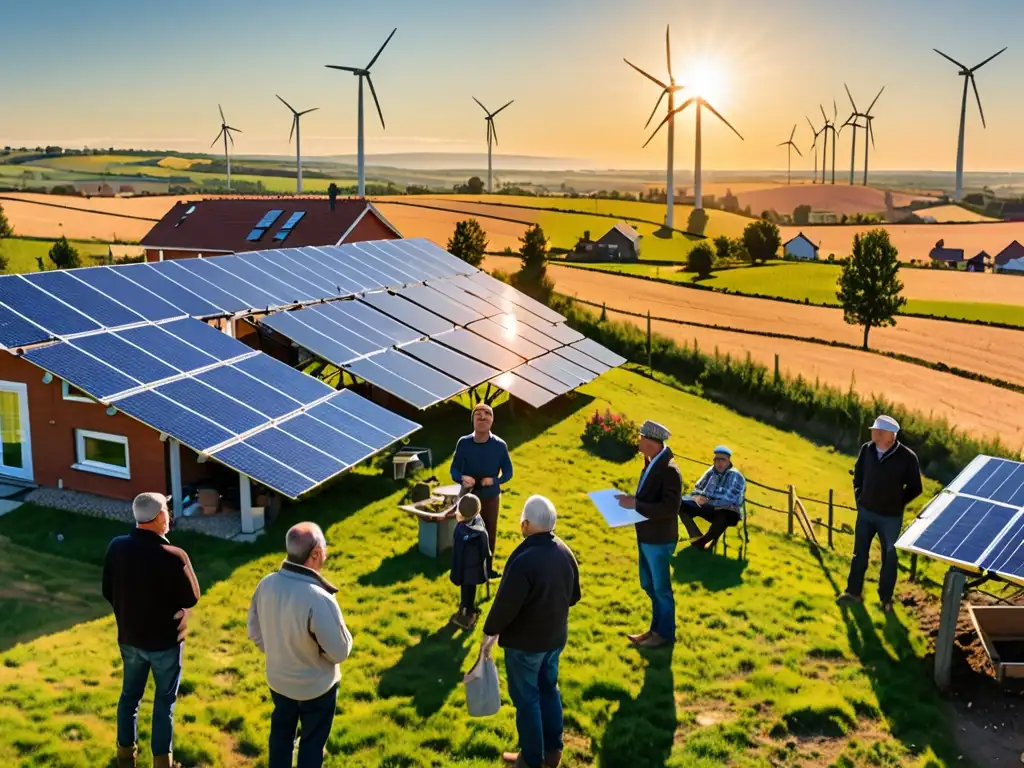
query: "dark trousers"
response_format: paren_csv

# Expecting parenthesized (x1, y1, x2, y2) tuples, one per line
(116, 643, 183, 756)
(505, 647, 564, 768)
(845, 506, 903, 603)
(268, 683, 338, 768)
(480, 496, 500, 559)
(679, 499, 740, 547)
(460, 583, 477, 611)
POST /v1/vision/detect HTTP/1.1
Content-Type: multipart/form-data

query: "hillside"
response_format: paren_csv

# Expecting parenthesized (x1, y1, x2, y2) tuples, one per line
(728, 183, 933, 216)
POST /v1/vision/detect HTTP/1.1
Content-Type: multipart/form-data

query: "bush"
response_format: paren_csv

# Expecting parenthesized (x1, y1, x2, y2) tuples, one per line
(687, 208, 709, 236)
(581, 408, 639, 462)
(687, 243, 714, 279)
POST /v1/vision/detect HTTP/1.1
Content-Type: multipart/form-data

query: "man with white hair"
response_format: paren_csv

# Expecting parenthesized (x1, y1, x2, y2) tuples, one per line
(248, 522, 353, 768)
(102, 492, 200, 768)
(479, 495, 581, 768)
(838, 415, 923, 614)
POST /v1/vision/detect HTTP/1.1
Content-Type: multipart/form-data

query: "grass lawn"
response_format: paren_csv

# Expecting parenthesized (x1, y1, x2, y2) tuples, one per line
(0, 237, 113, 273)
(0, 368, 960, 767)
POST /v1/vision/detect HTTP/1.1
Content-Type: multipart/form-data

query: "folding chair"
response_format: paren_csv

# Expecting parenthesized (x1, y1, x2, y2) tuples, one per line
(713, 500, 749, 558)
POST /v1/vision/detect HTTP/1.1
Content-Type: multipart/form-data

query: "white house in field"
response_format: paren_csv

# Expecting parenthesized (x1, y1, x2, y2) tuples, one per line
(783, 232, 819, 261)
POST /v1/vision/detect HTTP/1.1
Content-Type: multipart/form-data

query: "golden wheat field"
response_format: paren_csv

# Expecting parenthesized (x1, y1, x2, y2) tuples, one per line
(375, 202, 529, 251)
(728, 183, 932, 216)
(916, 204, 998, 223)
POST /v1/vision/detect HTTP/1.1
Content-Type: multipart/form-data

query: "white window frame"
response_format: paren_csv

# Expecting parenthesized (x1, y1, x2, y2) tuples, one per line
(73, 429, 131, 480)
(62, 380, 95, 403)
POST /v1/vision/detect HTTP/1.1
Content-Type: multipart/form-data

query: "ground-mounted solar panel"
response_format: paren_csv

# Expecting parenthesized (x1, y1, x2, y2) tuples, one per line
(358, 293, 453, 337)
(73, 267, 185, 322)
(391, 240, 463, 279)
(345, 352, 456, 409)
(401, 338, 501, 387)
(196, 365, 303, 419)
(433, 327, 526, 372)
(0, 276, 101, 337)
(261, 310, 366, 366)
(308, 303, 403, 349)
(571, 338, 627, 369)
(444, 274, 518, 314)
(25, 270, 146, 329)
(327, 387, 421, 440)
(150, 261, 251, 314)
(242, 251, 348, 299)
(489, 371, 560, 408)
(307, 400, 395, 448)
(293, 247, 385, 293)
(232, 354, 334, 404)
(511, 363, 573, 396)
(285, 307, 383, 358)
(980, 513, 1024, 581)
(210, 442, 315, 499)
(23, 342, 139, 400)
(0, 310, 51, 349)
(426, 280, 507, 318)
(486, 314, 562, 351)
(168, 258, 285, 311)
(274, 249, 370, 295)
(244, 427, 348, 482)
(528, 352, 592, 389)
(315, 246, 406, 288)
(466, 270, 566, 324)
(395, 284, 485, 327)
(956, 457, 1024, 508)
(404, 238, 478, 276)
(352, 241, 435, 284)
(554, 346, 610, 375)
(209, 255, 317, 305)
(467, 318, 549, 360)
(117, 264, 226, 317)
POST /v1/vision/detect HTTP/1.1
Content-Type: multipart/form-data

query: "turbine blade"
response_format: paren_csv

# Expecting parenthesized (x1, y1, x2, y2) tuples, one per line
(820, 104, 828, 122)
(490, 120, 499, 146)
(219, 103, 225, 122)
(972, 46, 1007, 72)
(643, 98, 695, 148)
(934, 48, 968, 69)
(299, 107, 319, 116)
(777, 140, 787, 147)
(276, 94, 297, 114)
(869, 119, 876, 149)
(833, 98, 838, 120)
(624, 58, 668, 89)
(491, 99, 514, 117)
(228, 131, 235, 147)
(473, 96, 489, 114)
(865, 85, 885, 115)
(702, 99, 743, 140)
(226, 126, 242, 132)
(366, 75, 386, 129)
(289, 117, 296, 143)
(793, 144, 803, 158)
(844, 83, 858, 112)
(789, 123, 797, 142)
(366, 27, 397, 70)
(644, 90, 667, 129)
(970, 75, 987, 128)
(211, 129, 223, 147)
(665, 25, 672, 79)
(325, 65, 361, 72)
(806, 115, 815, 133)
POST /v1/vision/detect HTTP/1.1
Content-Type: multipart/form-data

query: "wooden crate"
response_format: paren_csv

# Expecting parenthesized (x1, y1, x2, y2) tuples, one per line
(967, 604, 1024, 683)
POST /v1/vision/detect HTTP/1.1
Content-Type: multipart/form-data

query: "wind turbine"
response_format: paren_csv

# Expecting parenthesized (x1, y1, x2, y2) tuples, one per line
(843, 85, 862, 186)
(806, 116, 824, 184)
(859, 87, 884, 186)
(646, 85, 743, 213)
(326, 28, 397, 198)
(777, 124, 803, 185)
(276, 95, 319, 194)
(819, 101, 839, 185)
(934, 47, 1006, 201)
(473, 97, 514, 194)
(211, 105, 242, 190)
(625, 25, 686, 229)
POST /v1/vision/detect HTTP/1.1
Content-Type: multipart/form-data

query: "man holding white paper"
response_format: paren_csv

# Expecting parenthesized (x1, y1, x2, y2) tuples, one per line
(615, 420, 682, 649)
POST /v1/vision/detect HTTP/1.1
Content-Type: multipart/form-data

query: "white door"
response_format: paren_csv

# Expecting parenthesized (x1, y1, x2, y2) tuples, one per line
(0, 382, 33, 482)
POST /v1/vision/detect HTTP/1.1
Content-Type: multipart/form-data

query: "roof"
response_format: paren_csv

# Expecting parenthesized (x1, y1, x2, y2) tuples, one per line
(929, 246, 964, 262)
(783, 232, 819, 250)
(139, 198, 401, 254)
(995, 240, 1024, 266)
(968, 250, 990, 262)
(599, 223, 640, 244)
(1001, 257, 1024, 271)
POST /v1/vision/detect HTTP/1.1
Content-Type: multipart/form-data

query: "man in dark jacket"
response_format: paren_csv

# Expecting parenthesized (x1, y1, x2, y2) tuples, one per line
(102, 492, 200, 768)
(616, 420, 682, 648)
(838, 415, 923, 613)
(479, 495, 581, 768)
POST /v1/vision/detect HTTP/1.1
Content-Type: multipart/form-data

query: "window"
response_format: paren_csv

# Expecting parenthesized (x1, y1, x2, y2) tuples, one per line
(62, 380, 95, 403)
(74, 429, 130, 480)
(246, 209, 285, 242)
(273, 211, 306, 241)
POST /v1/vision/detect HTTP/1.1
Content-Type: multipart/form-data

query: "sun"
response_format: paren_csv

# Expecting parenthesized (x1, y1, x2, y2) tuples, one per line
(685, 62, 728, 106)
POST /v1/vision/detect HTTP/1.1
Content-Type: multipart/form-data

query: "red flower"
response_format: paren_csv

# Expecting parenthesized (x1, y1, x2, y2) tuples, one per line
(602, 424, 611, 432)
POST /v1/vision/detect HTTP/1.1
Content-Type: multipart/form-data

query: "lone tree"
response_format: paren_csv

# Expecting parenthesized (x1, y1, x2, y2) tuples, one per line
(48, 236, 81, 270)
(742, 220, 781, 265)
(687, 242, 714, 279)
(713, 235, 732, 263)
(0, 203, 11, 272)
(513, 224, 553, 302)
(447, 218, 488, 267)
(837, 229, 906, 350)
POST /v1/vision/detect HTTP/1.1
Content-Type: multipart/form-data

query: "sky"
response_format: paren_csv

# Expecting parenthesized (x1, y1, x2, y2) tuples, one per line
(2, 0, 1024, 172)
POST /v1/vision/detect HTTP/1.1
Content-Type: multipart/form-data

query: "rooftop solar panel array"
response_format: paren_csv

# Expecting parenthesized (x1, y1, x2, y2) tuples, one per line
(896, 455, 1024, 585)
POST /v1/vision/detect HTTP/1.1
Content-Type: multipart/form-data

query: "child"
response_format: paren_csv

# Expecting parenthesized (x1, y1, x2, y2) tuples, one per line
(449, 492, 490, 630)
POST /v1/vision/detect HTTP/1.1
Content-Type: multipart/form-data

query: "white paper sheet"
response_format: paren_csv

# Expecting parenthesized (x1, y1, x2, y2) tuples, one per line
(589, 489, 647, 528)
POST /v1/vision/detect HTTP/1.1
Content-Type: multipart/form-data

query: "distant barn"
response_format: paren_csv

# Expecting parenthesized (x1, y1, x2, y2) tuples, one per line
(994, 240, 1024, 270)
(929, 240, 964, 267)
(568, 223, 641, 262)
(783, 232, 819, 261)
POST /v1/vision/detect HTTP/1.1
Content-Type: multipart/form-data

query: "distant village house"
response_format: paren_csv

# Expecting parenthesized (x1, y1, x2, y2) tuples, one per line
(568, 223, 641, 262)
(928, 240, 964, 267)
(782, 232, 819, 261)
(994, 241, 1024, 272)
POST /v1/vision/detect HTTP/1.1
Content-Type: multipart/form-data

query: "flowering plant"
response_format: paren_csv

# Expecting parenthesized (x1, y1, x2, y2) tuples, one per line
(581, 408, 639, 462)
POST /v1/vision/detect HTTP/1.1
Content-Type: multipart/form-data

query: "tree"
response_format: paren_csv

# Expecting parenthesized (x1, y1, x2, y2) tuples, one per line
(513, 224, 554, 303)
(837, 229, 906, 350)
(687, 207, 709, 236)
(793, 204, 811, 226)
(687, 243, 714, 279)
(742, 220, 781, 265)
(48, 236, 81, 269)
(447, 218, 488, 267)
(0, 203, 11, 239)
(713, 235, 732, 263)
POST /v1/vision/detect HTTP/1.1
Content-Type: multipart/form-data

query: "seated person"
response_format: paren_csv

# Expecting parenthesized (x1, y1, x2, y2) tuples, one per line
(680, 445, 746, 550)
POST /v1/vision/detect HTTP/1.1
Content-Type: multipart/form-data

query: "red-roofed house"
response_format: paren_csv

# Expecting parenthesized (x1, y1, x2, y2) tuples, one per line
(140, 198, 402, 262)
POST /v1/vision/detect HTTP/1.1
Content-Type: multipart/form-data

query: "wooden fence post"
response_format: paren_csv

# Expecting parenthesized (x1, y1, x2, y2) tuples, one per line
(646, 310, 652, 376)
(827, 489, 834, 549)
(787, 484, 795, 536)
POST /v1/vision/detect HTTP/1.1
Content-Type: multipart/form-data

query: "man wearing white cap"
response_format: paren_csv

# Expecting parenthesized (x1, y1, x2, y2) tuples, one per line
(838, 414, 923, 613)
(102, 492, 200, 768)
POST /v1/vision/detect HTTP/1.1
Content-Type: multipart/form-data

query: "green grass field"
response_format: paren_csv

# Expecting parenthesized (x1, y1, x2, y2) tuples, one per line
(0, 368, 963, 767)
(0, 237, 113, 273)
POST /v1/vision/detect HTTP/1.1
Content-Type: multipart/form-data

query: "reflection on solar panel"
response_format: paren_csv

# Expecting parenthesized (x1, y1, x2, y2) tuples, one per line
(353, 241, 434, 283)
(489, 371, 559, 408)
(262, 310, 372, 366)
(395, 284, 484, 326)
(344, 348, 465, 409)
(404, 239, 478, 276)
(466, 270, 565, 323)
(426, 280, 506, 317)
(511, 363, 572, 396)
(401, 338, 501, 387)
(518, 318, 586, 346)
(433, 328, 525, 371)
(485, 314, 561, 351)
(358, 292, 453, 337)
(528, 352, 592, 389)
(896, 455, 1024, 585)
(554, 346, 609, 375)
(571, 338, 627, 368)
(467, 318, 549, 360)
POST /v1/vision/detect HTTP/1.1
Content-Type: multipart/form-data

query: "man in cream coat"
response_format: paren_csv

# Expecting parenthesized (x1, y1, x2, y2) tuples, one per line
(248, 522, 353, 768)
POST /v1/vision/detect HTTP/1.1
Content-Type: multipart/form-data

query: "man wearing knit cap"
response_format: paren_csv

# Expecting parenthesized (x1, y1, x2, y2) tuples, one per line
(616, 419, 682, 649)
(679, 445, 747, 550)
(838, 414, 923, 614)
(450, 402, 514, 578)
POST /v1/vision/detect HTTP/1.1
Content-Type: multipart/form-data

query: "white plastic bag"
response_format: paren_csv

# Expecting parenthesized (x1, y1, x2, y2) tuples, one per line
(463, 648, 501, 717)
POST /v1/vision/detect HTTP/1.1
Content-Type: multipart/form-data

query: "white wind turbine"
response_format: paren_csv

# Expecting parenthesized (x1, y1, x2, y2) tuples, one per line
(777, 124, 803, 185)
(276, 95, 319, 194)
(473, 97, 514, 194)
(211, 105, 242, 190)
(326, 28, 397, 198)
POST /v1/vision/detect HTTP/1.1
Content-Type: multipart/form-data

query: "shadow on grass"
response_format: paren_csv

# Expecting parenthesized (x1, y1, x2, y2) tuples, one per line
(376, 622, 473, 717)
(672, 546, 748, 591)
(357, 543, 450, 587)
(590, 646, 677, 768)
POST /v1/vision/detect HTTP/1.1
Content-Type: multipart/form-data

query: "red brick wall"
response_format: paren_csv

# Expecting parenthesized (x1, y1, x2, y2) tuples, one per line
(344, 213, 401, 242)
(0, 353, 168, 501)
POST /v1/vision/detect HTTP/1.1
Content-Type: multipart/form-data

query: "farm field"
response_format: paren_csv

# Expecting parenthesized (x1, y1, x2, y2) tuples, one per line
(0, 237, 113, 272)
(918, 204, 997, 223)
(724, 183, 932, 216)
(0, 196, 161, 241)
(0, 367, 973, 768)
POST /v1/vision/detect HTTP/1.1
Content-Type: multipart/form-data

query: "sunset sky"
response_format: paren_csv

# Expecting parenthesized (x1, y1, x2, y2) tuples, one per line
(2, 0, 1022, 171)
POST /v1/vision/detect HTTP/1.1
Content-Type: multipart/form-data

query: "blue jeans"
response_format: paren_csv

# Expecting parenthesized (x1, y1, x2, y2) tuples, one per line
(846, 506, 903, 603)
(268, 684, 338, 768)
(116, 644, 183, 756)
(504, 647, 564, 768)
(638, 541, 676, 640)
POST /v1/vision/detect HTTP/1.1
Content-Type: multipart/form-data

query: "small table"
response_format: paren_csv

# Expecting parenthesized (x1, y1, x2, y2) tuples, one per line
(398, 495, 459, 558)
(434, 483, 462, 502)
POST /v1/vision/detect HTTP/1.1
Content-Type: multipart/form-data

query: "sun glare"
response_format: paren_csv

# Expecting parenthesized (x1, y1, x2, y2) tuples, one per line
(685, 62, 728, 106)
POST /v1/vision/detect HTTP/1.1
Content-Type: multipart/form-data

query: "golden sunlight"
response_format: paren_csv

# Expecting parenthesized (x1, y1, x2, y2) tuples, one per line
(683, 61, 728, 106)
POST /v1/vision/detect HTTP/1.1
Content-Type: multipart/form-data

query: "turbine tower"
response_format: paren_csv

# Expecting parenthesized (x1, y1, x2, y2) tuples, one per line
(473, 97, 514, 194)
(859, 87, 884, 186)
(326, 28, 397, 199)
(276, 95, 319, 194)
(777, 124, 803, 185)
(806, 116, 824, 184)
(211, 105, 242, 190)
(843, 85, 862, 186)
(934, 47, 1006, 201)
(819, 102, 839, 185)
(646, 91, 743, 213)
(625, 25, 685, 229)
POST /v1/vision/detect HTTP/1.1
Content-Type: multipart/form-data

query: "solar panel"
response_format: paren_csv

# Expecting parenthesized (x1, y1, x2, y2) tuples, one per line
(466, 271, 566, 323)
(571, 338, 627, 368)
(115, 389, 236, 451)
(0, 310, 51, 349)
(528, 352, 591, 389)
(526, 319, 587, 346)
(310, 303, 406, 349)
(426, 280, 507, 317)
(395, 284, 485, 326)
(284, 307, 383, 358)
(444, 275, 518, 314)
(155, 378, 269, 434)
(23, 342, 139, 400)
(489, 371, 559, 408)
(433, 328, 525, 371)
(277, 413, 376, 467)
(117, 264, 225, 317)
(404, 238, 478, 276)
(168, 258, 285, 310)
(244, 428, 348, 483)
(467, 318, 550, 360)
(358, 293, 453, 337)
(151, 261, 250, 314)
(353, 241, 434, 283)
(327, 387, 420, 439)
(957, 457, 1024, 507)
(116, 325, 220, 372)
(401, 339, 501, 387)
(72, 333, 179, 384)
(232, 354, 333, 404)
(73, 267, 185, 322)
(295, 247, 385, 293)
(554, 346, 610, 375)
(196, 365, 302, 419)
(261, 310, 369, 366)
(243, 251, 348, 299)
(25, 271, 146, 329)
(392, 241, 462, 279)
(344, 351, 460, 409)
(307, 400, 394, 447)
(315, 246, 404, 288)
(256, 209, 285, 229)
(511, 363, 573, 395)
(210, 256, 316, 305)
(273, 249, 369, 295)
(0, 276, 101, 337)
(160, 318, 254, 361)
(273, 211, 306, 241)
(209, 442, 314, 499)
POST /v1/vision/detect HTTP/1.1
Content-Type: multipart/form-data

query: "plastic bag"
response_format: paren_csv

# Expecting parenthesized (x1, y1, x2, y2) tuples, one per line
(463, 649, 501, 717)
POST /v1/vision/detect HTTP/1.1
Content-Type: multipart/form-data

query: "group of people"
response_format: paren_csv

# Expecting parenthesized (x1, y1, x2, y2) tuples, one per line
(101, 402, 922, 768)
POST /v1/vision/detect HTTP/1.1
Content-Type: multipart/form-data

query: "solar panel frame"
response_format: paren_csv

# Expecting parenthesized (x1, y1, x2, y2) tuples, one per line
(155, 378, 270, 435)
(232, 354, 334, 404)
(358, 293, 454, 337)
(309, 303, 405, 349)
(195, 366, 303, 419)
(277, 413, 378, 468)
(307, 400, 396, 449)
(444, 274, 518, 314)
(395, 284, 485, 326)
(400, 338, 501, 387)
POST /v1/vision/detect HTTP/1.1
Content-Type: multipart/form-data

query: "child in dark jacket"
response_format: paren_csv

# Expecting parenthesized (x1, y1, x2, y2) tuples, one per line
(449, 493, 490, 630)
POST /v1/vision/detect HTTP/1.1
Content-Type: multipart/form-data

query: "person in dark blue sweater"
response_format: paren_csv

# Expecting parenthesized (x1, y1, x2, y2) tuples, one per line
(450, 493, 491, 630)
(450, 403, 513, 577)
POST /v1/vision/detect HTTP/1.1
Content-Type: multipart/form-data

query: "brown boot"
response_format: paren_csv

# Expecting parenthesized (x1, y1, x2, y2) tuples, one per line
(116, 744, 136, 768)
(153, 754, 181, 768)
(545, 750, 563, 767)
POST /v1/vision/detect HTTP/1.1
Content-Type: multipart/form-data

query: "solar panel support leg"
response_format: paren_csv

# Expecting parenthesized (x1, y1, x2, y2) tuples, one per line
(934, 567, 966, 692)
(169, 439, 183, 523)
(239, 474, 262, 535)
